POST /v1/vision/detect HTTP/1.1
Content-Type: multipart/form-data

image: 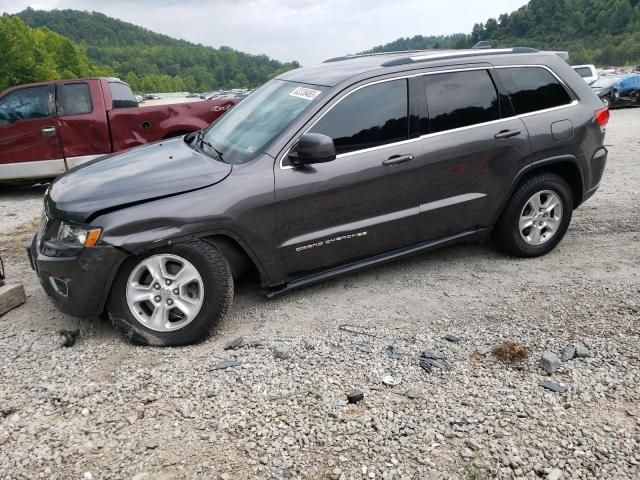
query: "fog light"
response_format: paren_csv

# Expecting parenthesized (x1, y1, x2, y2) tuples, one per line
(49, 276, 69, 297)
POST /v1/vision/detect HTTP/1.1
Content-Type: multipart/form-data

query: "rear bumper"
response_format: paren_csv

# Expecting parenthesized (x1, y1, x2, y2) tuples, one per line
(583, 146, 608, 203)
(27, 234, 127, 318)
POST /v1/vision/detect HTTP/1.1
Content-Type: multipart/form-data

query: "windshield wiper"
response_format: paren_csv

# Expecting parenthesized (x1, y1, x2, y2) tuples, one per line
(196, 130, 225, 162)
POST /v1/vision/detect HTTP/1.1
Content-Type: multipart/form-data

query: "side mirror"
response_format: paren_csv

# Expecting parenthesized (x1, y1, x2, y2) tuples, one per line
(288, 133, 336, 166)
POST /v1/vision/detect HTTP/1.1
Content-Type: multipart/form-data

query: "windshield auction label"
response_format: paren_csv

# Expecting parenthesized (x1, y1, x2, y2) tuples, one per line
(289, 87, 322, 101)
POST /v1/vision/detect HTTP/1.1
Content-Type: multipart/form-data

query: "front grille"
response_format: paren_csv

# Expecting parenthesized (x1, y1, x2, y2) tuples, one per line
(37, 211, 49, 253)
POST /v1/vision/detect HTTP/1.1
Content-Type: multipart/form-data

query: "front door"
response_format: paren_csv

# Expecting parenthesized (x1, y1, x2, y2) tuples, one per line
(273, 78, 425, 276)
(0, 84, 64, 180)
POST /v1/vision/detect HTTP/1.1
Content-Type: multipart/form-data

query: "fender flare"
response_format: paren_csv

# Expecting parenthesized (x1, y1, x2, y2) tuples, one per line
(492, 155, 585, 226)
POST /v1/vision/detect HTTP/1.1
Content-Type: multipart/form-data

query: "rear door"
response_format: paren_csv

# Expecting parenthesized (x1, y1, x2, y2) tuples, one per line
(0, 84, 65, 180)
(56, 81, 111, 169)
(273, 78, 424, 275)
(413, 68, 531, 240)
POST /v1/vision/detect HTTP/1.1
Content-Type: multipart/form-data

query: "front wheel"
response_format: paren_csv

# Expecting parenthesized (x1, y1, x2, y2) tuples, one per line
(107, 240, 234, 346)
(601, 96, 611, 109)
(494, 173, 573, 258)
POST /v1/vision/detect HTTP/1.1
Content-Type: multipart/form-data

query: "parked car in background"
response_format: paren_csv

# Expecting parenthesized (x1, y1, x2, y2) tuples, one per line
(0, 77, 240, 181)
(135, 94, 144, 103)
(572, 64, 598, 85)
(591, 74, 640, 108)
(143, 94, 161, 101)
(28, 48, 609, 346)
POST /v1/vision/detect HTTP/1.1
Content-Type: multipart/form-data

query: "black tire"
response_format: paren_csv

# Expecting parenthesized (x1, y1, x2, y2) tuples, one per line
(107, 240, 233, 346)
(494, 172, 573, 258)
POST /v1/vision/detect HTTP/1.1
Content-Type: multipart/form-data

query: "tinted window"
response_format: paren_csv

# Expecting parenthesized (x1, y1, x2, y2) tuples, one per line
(425, 70, 500, 134)
(59, 83, 92, 116)
(109, 82, 138, 109)
(573, 67, 592, 78)
(497, 67, 573, 115)
(309, 79, 408, 155)
(0, 86, 53, 125)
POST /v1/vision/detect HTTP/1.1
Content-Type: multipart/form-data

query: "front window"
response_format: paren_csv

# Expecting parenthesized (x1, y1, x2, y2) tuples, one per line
(0, 86, 54, 126)
(202, 79, 327, 164)
(309, 79, 408, 155)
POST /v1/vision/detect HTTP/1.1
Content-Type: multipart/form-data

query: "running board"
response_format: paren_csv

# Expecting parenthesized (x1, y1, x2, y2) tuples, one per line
(265, 228, 489, 298)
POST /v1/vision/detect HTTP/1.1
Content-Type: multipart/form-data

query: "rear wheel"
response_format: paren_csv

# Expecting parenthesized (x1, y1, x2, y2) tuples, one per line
(107, 240, 233, 346)
(601, 96, 611, 109)
(494, 173, 573, 258)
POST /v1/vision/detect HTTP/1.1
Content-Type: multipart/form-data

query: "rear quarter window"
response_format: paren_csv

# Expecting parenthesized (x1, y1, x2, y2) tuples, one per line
(497, 67, 573, 115)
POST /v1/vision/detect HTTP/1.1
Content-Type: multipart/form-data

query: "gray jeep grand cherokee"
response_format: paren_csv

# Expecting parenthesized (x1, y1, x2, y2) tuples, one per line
(28, 48, 609, 346)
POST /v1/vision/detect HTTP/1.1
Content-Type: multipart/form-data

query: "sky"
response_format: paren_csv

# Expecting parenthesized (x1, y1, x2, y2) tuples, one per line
(0, 0, 529, 65)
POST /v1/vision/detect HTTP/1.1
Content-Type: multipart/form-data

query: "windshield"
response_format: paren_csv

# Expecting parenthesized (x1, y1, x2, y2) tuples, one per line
(591, 77, 621, 88)
(201, 79, 327, 164)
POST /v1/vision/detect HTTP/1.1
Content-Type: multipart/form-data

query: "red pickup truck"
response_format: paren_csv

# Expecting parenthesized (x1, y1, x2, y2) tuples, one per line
(0, 77, 239, 182)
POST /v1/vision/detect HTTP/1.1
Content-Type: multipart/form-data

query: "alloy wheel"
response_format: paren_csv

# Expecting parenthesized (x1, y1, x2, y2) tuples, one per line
(519, 190, 563, 246)
(126, 254, 204, 332)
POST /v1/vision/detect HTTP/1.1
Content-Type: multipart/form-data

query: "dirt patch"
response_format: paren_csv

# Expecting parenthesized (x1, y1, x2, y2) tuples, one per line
(0, 217, 39, 258)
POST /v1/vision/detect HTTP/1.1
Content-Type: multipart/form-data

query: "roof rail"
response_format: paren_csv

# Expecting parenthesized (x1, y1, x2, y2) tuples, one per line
(472, 41, 492, 49)
(380, 47, 539, 67)
(323, 49, 460, 63)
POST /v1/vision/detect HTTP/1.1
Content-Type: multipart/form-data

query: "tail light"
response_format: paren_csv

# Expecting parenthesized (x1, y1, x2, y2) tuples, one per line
(594, 107, 609, 132)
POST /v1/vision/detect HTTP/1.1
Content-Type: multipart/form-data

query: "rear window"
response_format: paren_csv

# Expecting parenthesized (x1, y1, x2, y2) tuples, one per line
(109, 82, 138, 109)
(497, 67, 573, 115)
(573, 67, 593, 78)
(425, 70, 500, 134)
(59, 83, 92, 116)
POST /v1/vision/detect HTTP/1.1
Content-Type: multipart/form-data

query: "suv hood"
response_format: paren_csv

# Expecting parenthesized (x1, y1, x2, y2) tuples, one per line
(47, 137, 232, 223)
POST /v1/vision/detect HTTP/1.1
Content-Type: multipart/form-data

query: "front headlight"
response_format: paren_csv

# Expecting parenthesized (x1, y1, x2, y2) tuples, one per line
(56, 222, 102, 248)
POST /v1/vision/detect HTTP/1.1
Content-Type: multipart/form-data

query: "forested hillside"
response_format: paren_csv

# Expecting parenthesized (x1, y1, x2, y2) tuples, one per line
(14, 8, 299, 92)
(366, 0, 640, 66)
(0, 16, 105, 91)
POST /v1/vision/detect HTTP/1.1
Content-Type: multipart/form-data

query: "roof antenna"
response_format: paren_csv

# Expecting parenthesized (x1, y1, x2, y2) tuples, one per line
(472, 41, 492, 49)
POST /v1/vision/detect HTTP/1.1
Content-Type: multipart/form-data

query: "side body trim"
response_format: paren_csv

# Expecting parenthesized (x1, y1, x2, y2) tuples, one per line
(0, 159, 65, 180)
(266, 228, 491, 297)
(281, 193, 487, 247)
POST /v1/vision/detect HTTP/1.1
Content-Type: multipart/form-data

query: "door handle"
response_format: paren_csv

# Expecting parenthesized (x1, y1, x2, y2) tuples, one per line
(383, 154, 414, 166)
(41, 127, 57, 137)
(494, 129, 521, 139)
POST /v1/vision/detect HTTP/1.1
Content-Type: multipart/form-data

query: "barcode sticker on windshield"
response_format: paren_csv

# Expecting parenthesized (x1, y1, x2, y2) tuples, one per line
(289, 87, 321, 101)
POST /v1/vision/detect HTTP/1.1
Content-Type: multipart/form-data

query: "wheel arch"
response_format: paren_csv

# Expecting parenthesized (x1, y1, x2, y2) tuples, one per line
(494, 156, 584, 225)
(202, 234, 269, 284)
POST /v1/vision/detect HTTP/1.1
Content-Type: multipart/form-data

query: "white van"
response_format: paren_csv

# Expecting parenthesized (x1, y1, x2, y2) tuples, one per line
(572, 64, 598, 85)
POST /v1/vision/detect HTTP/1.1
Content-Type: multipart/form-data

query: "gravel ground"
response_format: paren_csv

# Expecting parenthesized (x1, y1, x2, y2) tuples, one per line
(0, 109, 639, 480)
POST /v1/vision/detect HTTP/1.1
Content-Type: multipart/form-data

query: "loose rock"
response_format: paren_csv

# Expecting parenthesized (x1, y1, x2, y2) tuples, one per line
(540, 351, 561, 374)
(223, 336, 246, 350)
(273, 345, 292, 360)
(347, 390, 364, 404)
(539, 380, 568, 393)
(575, 343, 590, 358)
(561, 345, 576, 362)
